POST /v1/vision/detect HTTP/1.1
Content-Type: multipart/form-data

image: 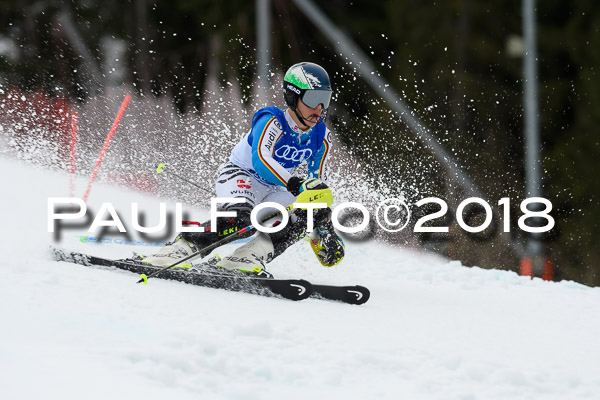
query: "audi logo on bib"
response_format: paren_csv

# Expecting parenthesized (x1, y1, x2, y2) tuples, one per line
(275, 145, 313, 162)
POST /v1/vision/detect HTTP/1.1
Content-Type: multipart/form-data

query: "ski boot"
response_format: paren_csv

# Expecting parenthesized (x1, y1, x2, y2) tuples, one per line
(141, 235, 200, 268)
(214, 233, 275, 279)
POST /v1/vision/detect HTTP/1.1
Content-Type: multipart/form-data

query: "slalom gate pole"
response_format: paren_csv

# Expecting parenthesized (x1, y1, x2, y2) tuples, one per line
(156, 163, 212, 194)
(69, 111, 79, 198)
(82, 94, 131, 203)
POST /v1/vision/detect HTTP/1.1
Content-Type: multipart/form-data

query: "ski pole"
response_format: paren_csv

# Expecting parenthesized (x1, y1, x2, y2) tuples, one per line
(137, 186, 333, 284)
(137, 203, 298, 283)
(156, 163, 212, 194)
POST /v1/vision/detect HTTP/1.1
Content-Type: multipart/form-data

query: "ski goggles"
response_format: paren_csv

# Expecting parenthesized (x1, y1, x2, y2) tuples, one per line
(301, 89, 332, 110)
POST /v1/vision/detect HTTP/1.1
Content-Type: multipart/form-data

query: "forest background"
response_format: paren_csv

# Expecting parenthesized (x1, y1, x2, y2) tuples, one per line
(1, 0, 598, 286)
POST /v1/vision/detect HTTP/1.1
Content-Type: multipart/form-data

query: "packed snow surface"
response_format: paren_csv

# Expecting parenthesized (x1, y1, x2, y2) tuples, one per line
(1, 156, 599, 400)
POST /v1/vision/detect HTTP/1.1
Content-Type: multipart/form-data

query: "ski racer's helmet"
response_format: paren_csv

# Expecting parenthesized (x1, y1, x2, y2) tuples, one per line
(283, 62, 332, 120)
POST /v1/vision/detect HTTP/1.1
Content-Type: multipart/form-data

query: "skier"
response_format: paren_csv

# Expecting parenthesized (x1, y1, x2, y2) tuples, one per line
(144, 62, 345, 276)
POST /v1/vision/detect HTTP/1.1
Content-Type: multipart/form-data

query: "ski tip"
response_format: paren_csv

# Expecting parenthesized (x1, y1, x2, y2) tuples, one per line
(349, 285, 370, 305)
(138, 274, 148, 284)
(156, 163, 165, 174)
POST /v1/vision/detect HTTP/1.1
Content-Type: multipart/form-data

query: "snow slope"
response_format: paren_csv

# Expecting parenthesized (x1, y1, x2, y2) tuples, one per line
(1, 156, 599, 400)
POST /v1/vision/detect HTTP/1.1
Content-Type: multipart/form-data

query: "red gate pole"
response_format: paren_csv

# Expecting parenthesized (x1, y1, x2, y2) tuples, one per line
(82, 94, 131, 203)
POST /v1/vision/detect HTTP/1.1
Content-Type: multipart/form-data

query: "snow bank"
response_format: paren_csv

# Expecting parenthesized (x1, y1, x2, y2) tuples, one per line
(1, 156, 599, 400)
